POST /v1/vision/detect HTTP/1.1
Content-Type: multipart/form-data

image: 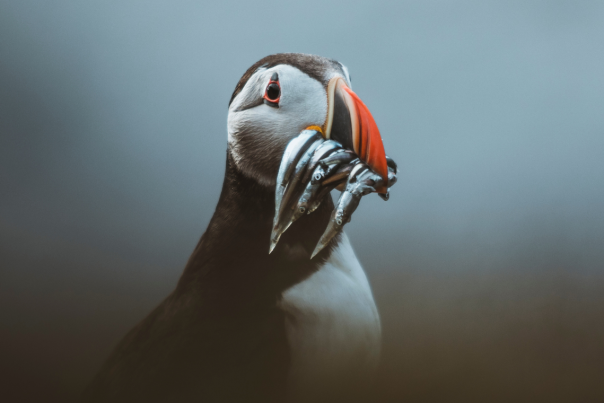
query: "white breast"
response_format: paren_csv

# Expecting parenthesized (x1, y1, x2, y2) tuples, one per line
(280, 233, 381, 402)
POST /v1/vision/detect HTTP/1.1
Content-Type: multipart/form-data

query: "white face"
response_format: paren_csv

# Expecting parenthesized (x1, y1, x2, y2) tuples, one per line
(228, 64, 345, 187)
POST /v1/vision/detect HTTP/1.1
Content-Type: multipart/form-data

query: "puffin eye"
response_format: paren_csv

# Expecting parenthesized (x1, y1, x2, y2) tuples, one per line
(266, 83, 280, 100)
(263, 72, 280, 107)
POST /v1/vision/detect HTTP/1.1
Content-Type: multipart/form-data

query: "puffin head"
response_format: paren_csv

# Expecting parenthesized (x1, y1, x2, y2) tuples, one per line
(227, 53, 388, 191)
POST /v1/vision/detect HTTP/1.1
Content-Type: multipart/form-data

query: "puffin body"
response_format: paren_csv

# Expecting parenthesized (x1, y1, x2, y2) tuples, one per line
(281, 233, 380, 402)
(83, 54, 382, 403)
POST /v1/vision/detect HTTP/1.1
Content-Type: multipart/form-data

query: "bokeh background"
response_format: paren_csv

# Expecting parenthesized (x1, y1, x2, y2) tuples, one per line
(1, 1, 603, 402)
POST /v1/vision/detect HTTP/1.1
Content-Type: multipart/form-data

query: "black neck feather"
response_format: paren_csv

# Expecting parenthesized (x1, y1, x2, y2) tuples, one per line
(175, 149, 338, 306)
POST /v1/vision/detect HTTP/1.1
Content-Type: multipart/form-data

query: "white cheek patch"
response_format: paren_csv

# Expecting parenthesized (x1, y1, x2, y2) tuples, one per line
(229, 65, 327, 138)
(277, 65, 327, 130)
(227, 65, 328, 185)
(228, 66, 267, 113)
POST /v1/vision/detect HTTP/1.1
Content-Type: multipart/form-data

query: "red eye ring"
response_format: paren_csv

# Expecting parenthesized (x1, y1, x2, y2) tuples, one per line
(263, 77, 281, 106)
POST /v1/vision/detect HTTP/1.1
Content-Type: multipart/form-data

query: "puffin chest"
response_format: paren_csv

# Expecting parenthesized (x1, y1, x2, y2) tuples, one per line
(278, 233, 381, 400)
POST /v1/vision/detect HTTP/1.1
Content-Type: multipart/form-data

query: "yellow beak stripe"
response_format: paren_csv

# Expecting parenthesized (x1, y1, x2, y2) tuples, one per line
(305, 125, 325, 137)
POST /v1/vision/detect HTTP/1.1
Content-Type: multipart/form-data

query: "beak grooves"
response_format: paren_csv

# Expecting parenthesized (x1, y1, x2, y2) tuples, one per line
(324, 77, 389, 194)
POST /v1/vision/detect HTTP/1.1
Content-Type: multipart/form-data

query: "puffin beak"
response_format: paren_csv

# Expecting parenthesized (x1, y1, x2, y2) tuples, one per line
(322, 77, 389, 194)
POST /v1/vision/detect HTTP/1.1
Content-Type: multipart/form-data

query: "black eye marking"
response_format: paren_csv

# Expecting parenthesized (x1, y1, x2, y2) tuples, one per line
(263, 73, 280, 107)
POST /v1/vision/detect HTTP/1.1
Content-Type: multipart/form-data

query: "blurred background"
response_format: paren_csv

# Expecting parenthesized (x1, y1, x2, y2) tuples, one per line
(1, 1, 603, 402)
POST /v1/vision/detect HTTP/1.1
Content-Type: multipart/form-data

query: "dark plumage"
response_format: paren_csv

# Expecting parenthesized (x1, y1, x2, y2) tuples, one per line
(82, 152, 340, 403)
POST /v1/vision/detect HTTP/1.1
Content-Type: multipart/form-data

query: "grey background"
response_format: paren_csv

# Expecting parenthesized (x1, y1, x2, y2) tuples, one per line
(1, 1, 603, 402)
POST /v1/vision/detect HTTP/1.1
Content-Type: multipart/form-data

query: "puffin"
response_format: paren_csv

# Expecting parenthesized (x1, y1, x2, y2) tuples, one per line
(83, 53, 395, 403)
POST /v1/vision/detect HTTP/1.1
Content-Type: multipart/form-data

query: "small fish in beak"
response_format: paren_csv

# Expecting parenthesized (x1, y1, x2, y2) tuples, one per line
(269, 76, 398, 257)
